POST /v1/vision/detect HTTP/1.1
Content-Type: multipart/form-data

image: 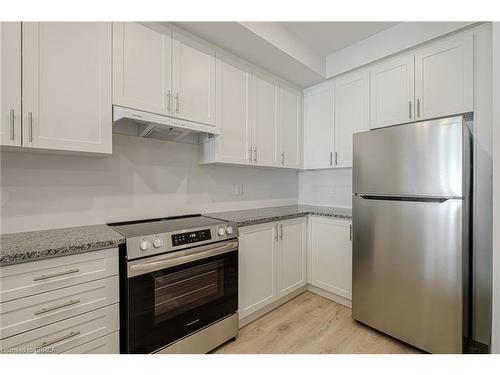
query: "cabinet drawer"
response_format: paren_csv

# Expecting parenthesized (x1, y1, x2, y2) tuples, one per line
(1, 276, 119, 339)
(64, 331, 119, 354)
(0, 304, 119, 354)
(0, 248, 118, 303)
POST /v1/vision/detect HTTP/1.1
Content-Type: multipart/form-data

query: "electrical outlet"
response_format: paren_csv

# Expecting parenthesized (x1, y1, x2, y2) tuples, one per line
(235, 184, 244, 196)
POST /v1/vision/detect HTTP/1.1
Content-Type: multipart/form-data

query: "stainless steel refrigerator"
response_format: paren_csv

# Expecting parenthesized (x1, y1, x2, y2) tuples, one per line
(352, 115, 472, 354)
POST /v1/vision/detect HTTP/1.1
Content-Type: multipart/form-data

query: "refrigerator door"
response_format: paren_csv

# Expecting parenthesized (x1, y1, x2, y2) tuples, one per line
(353, 116, 464, 197)
(352, 194, 464, 353)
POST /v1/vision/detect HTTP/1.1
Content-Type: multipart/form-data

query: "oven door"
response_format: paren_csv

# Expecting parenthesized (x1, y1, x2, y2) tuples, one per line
(125, 240, 238, 354)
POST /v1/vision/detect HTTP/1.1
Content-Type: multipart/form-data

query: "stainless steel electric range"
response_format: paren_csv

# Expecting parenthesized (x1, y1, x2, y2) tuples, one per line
(110, 214, 239, 354)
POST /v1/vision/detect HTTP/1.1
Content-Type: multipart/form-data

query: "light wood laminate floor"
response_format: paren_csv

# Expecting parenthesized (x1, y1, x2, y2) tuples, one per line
(214, 291, 421, 354)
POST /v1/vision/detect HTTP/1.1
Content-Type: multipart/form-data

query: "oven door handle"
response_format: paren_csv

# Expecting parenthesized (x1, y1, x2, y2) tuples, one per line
(128, 240, 238, 278)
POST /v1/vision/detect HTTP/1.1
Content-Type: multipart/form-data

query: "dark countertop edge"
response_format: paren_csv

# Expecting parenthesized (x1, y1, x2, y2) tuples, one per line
(0, 239, 125, 267)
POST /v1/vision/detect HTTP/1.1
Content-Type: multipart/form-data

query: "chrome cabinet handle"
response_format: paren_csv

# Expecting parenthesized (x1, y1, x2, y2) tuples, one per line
(334, 151, 338, 166)
(175, 93, 180, 113)
(279, 224, 283, 240)
(28, 112, 33, 142)
(9, 109, 15, 140)
(330, 151, 333, 166)
(408, 101, 412, 119)
(249, 147, 253, 162)
(34, 299, 81, 316)
(253, 147, 257, 162)
(37, 331, 81, 349)
(166, 90, 171, 112)
(350, 224, 352, 241)
(274, 224, 279, 241)
(417, 99, 421, 118)
(33, 269, 80, 282)
(281, 152, 285, 165)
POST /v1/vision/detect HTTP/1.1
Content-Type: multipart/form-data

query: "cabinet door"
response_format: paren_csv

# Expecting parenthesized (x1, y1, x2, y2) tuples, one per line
(279, 87, 302, 169)
(252, 74, 280, 167)
(310, 217, 352, 299)
(277, 218, 307, 298)
(370, 53, 415, 129)
(0, 22, 21, 147)
(415, 34, 473, 121)
(172, 32, 215, 126)
(334, 69, 369, 168)
(22, 22, 112, 154)
(238, 222, 278, 319)
(113, 22, 171, 116)
(303, 83, 334, 169)
(214, 56, 251, 164)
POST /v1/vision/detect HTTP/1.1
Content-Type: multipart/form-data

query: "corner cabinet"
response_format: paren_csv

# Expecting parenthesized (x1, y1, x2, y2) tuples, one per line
(333, 69, 369, 168)
(238, 217, 307, 321)
(1, 22, 113, 154)
(113, 22, 216, 126)
(303, 82, 335, 169)
(201, 57, 302, 169)
(309, 217, 352, 303)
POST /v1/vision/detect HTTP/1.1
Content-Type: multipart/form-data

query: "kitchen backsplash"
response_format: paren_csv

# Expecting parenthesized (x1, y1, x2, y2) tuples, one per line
(298, 168, 352, 208)
(0, 135, 298, 234)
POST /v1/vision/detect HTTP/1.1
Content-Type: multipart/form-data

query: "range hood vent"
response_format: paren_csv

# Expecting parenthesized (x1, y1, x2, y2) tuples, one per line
(112, 106, 220, 144)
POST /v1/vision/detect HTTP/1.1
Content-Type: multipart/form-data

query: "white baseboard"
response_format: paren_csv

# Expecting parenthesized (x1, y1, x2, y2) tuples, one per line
(307, 285, 352, 308)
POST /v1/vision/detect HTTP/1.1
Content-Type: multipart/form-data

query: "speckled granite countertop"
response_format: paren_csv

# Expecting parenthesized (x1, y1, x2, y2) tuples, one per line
(0, 225, 125, 266)
(206, 205, 352, 227)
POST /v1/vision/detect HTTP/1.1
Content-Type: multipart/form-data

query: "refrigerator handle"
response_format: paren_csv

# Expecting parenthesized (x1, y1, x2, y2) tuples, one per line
(357, 194, 453, 203)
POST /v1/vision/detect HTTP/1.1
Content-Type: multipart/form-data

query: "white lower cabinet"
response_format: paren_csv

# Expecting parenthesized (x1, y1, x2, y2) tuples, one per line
(0, 249, 120, 354)
(309, 217, 352, 300)
(238, 217, 307, 320)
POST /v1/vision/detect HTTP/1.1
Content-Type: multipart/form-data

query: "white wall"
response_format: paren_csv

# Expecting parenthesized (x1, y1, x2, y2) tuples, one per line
(298, 169, 352, 208)
(0, 134, 299, 234)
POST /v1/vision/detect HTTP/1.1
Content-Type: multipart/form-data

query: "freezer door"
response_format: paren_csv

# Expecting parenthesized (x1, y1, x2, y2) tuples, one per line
(352, 195, 464, 353)
(353, 116, 465, 197)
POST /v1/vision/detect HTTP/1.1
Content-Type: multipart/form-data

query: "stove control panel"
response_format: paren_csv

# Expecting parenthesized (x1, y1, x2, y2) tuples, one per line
(171, 229, 212, 247)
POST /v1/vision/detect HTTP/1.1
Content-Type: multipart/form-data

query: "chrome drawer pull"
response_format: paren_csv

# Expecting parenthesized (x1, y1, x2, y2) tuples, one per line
(34, 299, 81, 316)
(37, 331, 81, 349)
(9, 109, 15, 140)
(28, 111, 33, 142)
(33, 269, 80, 282)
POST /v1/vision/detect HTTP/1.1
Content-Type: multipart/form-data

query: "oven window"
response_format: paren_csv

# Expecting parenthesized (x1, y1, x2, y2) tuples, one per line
(154, 260, 224, 324)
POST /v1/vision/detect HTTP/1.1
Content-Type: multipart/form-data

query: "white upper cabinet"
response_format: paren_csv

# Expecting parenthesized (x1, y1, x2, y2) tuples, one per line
(303, 83, 335, 169)
(210, 56, 251, 164)
(252, 74, 280, 167)
(113, 22, 171, 116)
(277, 218, 307, 298)
(415, 33, 473, 121)
(22, 22, 112, 154)
(310, 217, 352, 300)
(0, 22, 21, 147)
(370, 53, 415, 129)
(171, 32, 216, 126)
(333, 69, 369, 168)
(279, 87, 302, 169)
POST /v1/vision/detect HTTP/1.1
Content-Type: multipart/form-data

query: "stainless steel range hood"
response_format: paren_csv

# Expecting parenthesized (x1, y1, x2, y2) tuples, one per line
(112, 106, 220, 144)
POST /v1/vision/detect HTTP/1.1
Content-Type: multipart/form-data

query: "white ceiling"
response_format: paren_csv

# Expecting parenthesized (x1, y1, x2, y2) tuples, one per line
(279, 22, 400, 56)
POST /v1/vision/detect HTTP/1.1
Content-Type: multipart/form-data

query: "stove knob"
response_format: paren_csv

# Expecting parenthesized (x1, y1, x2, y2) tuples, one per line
(217, 227, 226, 236)
(226, 226, 234, 235)
(139, 239, 151, 251)
(153, 238, 164, 248)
